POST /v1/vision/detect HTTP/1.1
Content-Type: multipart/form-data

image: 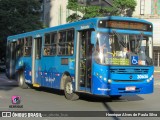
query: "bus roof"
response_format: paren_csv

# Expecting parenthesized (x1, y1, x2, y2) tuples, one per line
(7, 16, 152, 41)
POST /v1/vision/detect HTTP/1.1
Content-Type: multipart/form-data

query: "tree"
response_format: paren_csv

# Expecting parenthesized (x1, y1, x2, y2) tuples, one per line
(0, 0, 43, 60)
(67, 0, 137, 22)
(108, 0, 137, 16)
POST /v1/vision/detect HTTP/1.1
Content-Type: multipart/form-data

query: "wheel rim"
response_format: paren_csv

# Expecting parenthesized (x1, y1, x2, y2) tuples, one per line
(66, 82, 73, 94)
(19, 74, 23, 86)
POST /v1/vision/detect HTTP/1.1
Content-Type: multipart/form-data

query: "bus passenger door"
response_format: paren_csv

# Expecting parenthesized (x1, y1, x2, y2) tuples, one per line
(6, 42, 16, 78)
(32, 37, 42, 86)
(77, 30, 93, 92)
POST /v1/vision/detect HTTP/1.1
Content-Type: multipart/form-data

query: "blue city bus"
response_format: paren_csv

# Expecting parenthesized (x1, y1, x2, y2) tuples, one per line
(6, 16, 154, 100)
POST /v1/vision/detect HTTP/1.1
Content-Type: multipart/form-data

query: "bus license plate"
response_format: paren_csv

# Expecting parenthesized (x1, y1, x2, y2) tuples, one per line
(125, 86, 136, 91)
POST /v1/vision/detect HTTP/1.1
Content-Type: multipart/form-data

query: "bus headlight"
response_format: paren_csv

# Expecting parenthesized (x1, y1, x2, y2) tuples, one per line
(99, 53, 103, 60)
(147, 79, 150, 83)
(108, 79, 112, 83)
(147, 75, 153, 83)
(149, 75, 153, 80)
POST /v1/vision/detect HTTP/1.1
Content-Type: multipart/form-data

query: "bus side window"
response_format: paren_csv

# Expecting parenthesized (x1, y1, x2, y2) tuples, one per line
(58, 32, 65, 55)
(50, 32, 57, 55)
(44, 32, 57, 56)
(24, 37, 32, 56)
(20, 38, 24, 56)
(16, 40, 20, 57)
(44, 33, 50, 56)
(67, 29, 74, 55)
(58, 29, 74, 55)
(16, 38, 24, 57)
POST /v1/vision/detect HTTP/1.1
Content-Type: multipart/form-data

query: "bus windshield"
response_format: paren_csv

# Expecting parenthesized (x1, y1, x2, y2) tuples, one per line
(94, 32, 153, 66)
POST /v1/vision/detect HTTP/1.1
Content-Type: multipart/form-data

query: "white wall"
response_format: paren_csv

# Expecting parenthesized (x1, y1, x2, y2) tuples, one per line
(133, 0, 152, 16)
(133, 0, 160, 46)
(145, 19, 160, 46)
(43, 0, 82, 27)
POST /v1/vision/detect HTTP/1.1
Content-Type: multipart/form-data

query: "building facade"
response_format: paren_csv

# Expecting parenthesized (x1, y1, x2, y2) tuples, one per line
(133, 0, 160, 66)
(42, 0, 82, 27)
(42, 0, 160, 66)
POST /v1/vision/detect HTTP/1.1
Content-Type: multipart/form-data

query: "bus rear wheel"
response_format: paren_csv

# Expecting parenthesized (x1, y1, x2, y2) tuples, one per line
(64, 76, 79, 100)
(17, 71, 29, 89)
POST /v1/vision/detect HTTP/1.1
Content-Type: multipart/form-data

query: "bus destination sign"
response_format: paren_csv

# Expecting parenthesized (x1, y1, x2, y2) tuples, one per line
(98, 20, 152, 31)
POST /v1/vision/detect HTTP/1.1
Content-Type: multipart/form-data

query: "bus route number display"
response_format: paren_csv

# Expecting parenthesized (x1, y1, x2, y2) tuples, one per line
(98, 20, 152, 31)
(108, 21, 147, 30)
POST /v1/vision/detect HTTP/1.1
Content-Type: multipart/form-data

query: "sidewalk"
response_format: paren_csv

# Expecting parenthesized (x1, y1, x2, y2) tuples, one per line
(154, 66, 160, 72)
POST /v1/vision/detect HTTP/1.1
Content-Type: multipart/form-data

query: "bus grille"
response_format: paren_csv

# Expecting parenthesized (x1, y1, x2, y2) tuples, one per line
(110, 68, 149, 74)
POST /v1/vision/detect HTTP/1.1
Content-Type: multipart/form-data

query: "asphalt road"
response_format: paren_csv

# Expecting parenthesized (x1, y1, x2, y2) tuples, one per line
(0, 73, 160, 120)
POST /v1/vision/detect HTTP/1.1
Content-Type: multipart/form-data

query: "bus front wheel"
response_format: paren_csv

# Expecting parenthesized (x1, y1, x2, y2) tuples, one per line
(64, 76, 79, 100)
(17, 71, 29, 89)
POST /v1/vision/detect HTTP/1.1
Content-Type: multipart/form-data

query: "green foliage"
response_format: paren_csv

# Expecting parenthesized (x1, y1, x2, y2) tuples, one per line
(66, 13, 82, 22)
(67, 0, 79, 11)
(0, 0, 43, 59)
(0, 0, 43, 40)
(109, 0, 137, 16)
(67, 0, 137, 22)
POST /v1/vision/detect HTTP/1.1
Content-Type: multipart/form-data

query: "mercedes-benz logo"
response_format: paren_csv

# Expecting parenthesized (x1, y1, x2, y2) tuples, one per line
(129, 75, 133, 79)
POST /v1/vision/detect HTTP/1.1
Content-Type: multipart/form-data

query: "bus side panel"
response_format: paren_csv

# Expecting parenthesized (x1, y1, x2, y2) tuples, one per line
(40, 56, 75, 89)
(91, 61, 110, 95)
(40, 57, 60, 88)
(24, 57, 32, 84)
(17, 57, 32, 84)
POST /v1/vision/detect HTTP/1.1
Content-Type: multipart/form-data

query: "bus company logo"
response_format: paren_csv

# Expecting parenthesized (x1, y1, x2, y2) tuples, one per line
(80, 25, 90, 29)
(12, 96, 21, 104)
(129, 75, 133, 79)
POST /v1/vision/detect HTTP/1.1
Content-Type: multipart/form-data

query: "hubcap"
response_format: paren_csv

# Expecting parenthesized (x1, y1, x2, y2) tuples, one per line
(66, 82, 73, 94)
(19, 75, 23, 85)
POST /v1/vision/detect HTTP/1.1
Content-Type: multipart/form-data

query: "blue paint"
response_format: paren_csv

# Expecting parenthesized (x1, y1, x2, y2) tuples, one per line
(7, 16, 154, 97)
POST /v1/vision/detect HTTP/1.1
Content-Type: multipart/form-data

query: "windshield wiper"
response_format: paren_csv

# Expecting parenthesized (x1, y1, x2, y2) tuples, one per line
(113, 31, 126, 51)
(134, 34, 143, 54)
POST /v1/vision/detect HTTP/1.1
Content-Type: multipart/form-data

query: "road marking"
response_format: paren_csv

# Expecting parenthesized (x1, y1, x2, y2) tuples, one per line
(6, 80, 15, 83)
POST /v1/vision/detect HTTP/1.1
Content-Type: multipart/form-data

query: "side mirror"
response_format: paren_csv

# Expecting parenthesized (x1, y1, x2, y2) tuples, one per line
(91, 31, 96, 44)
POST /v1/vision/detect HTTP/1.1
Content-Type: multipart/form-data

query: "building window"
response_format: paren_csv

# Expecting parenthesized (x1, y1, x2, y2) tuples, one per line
(140, 0, 145, 15)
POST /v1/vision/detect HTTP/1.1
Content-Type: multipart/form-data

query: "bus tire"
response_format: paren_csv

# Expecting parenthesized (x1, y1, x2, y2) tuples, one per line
(64, 76, 79, 101)
(109, 95, 122, 99)
(17, 71, 28, 89)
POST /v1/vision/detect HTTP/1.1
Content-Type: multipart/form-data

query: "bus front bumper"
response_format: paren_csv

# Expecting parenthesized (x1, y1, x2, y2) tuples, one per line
(107, 80, 154, 95)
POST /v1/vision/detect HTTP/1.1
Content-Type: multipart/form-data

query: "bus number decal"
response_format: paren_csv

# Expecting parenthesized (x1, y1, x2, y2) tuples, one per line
(137, 75, 148, 79)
